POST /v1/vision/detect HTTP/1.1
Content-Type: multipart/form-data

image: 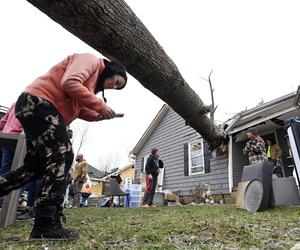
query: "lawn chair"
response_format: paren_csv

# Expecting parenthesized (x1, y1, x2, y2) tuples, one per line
(107, 177, 129, 207)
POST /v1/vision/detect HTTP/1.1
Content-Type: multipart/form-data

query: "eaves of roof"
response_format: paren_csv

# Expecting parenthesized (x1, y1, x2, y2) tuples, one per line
(131, 104, 170, 155)
(225, 87, 300, 135)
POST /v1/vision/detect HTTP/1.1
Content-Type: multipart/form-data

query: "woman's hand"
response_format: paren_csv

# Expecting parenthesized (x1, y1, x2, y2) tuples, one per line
(97, 106, 116, 120)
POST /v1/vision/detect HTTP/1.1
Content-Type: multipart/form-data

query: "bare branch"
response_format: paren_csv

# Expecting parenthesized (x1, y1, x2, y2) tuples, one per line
(98, 152, 121, 173)
(70, 121, 91, 164)
(214, 105, 218, 113)
(200, 69, 216, 122)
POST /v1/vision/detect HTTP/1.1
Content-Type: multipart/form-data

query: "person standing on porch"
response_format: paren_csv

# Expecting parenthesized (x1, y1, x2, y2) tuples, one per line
(266, 139, 282, 163)
(142, 148, 164, 208)
(266, 139, 283, 176)
(243, 127, 267, 165)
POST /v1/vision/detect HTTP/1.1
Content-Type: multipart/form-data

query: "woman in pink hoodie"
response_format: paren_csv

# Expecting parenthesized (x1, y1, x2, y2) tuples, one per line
(0, 53, 127, 239)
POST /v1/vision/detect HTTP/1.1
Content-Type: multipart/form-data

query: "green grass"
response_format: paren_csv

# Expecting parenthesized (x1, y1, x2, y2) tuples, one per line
(1, 205, 300, 249)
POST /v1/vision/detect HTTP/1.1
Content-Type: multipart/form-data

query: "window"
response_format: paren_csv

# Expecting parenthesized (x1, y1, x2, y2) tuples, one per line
(189, 140, 204, 175)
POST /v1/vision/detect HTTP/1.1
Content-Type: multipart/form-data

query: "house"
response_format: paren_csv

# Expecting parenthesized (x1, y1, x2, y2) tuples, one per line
(89, 163, 135, 196)
(87, 164, 107, 179)
(86, 164, 107, 196)
(131, 87, 300, 200)
(131, 104, 227, 199)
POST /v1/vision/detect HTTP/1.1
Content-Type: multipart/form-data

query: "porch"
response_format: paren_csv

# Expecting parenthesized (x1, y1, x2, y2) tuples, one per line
(226, 88, 300, 192)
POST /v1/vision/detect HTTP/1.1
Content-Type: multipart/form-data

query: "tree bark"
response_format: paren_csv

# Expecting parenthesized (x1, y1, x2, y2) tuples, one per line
(26, 0, 223, 149)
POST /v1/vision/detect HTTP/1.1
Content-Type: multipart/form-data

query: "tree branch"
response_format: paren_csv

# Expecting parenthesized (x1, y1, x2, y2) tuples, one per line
(25, 0, 224, 149)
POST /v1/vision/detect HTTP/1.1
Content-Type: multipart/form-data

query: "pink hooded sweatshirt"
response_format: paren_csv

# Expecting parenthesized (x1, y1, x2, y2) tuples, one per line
(24, 53, 107, 126)
(0, 103, 23, 134)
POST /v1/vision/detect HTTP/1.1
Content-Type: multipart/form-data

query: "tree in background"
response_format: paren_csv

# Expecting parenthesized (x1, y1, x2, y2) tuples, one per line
(70, 121, 91, 164)
(98, 152, 122, 174)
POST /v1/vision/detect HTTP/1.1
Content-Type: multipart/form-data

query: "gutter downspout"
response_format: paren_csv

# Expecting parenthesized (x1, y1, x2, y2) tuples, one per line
(228, 135, 233, 193)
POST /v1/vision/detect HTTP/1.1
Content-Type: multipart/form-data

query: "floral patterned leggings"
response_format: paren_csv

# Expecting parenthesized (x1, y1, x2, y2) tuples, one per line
(0, 93, 74, 208)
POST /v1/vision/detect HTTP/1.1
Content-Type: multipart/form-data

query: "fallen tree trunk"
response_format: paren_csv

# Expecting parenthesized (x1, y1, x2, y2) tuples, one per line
(26, 0, 224, 149)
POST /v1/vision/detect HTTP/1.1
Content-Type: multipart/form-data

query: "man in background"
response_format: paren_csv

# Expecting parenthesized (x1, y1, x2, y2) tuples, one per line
(72, 154, 88, 208)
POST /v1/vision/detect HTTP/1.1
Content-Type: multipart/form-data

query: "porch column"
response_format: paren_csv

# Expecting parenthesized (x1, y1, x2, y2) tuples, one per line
(287, 126, 300, 186)
(228, 135, 233, 193)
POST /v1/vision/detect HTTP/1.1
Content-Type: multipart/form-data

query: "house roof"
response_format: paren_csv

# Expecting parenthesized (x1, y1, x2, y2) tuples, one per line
(225, 86, 300, 136)
(98, 163, 134, 181)
(130, 87, 300, 152)
(87, 164, 107, 179)
(131, 104, 170, 155)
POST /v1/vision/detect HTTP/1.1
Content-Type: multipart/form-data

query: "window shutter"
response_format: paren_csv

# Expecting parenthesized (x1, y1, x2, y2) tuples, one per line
(141, 157, 144, 173)
(203, 140, 211, 173)
(184, 143, 189, 176)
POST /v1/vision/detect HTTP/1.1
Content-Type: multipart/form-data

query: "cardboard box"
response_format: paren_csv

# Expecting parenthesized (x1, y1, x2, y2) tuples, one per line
(165, 194, 178, 202)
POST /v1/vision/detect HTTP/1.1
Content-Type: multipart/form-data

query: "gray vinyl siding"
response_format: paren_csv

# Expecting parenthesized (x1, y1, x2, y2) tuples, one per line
(135, 108, 229, 195)
(232, 141, 249, 187)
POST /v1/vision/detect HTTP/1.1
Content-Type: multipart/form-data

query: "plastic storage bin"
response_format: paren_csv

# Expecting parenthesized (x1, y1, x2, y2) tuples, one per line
(130, 201, 142, 208)
(128, 184, 143, 208)
(130, 190, 141, 196)
(130, 184, 142, 192)
(130, 195, 142, 202)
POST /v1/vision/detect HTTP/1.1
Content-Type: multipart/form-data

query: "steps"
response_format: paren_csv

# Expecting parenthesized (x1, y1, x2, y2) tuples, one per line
(224, 187, 238, 204)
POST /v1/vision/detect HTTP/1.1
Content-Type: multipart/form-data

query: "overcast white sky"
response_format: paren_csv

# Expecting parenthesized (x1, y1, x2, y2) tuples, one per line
(1, 1, 300, 169)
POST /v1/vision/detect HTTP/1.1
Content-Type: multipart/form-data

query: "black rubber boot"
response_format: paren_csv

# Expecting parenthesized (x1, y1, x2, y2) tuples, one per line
(30, 205, 78, 240)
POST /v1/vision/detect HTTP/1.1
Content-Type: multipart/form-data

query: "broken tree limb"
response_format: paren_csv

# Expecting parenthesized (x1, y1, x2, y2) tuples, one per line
(25, 0, 224, 149)
(200, 69, 217, 122)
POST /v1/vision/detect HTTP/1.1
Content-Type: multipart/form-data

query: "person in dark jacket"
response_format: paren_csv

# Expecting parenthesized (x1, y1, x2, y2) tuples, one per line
(142, 148, 164, 208)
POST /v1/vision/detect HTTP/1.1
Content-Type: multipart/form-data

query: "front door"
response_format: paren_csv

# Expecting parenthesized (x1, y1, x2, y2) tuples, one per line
(156, 167, 164, 192)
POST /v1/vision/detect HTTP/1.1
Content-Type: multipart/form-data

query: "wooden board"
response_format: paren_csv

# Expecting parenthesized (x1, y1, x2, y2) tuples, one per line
(235, 181, 250, 209)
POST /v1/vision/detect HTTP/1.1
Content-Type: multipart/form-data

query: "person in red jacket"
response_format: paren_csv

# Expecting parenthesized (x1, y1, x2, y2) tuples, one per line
(80, 183, 92, 206)
(0, 53, 127, 240)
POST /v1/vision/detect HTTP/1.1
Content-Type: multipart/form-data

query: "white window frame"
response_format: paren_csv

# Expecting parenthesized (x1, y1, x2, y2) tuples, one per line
(189, 139, 205, 175)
